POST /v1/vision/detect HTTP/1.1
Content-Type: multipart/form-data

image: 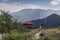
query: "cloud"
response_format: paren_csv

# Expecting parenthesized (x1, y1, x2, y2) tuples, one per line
(50, 0, 60, 5)
(0, 3, 22, 13)
(0, 2, 45, 13)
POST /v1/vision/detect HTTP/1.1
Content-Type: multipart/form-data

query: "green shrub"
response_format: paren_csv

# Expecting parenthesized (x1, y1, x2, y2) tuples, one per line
(3, 33, 33, 40)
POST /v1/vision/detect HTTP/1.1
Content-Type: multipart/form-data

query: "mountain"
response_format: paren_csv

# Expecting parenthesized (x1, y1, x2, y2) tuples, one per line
(10, 9, 60, 28)
(11, 9, 60, 22)
(31, 14, 59, 29)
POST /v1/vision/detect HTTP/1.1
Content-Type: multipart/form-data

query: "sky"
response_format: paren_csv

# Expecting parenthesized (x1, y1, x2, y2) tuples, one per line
(0, 0, 60, 13)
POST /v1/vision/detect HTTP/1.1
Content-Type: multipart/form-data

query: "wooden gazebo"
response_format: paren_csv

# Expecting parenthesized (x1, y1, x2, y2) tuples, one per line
(23, 21, 33, 29)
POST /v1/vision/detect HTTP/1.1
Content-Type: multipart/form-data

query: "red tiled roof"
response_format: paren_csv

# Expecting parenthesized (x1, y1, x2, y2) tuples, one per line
(23, 21, 33, 24)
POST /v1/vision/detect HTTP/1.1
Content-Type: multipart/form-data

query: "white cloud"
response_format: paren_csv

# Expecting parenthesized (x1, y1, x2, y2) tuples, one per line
(0, 3, 22, 13)
(0, 2, 45, 13)
(23, 4, 44, 9)
(50, 0, 60, 5)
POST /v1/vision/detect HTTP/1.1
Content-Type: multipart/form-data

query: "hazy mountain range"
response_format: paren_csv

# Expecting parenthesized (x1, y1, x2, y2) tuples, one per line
(10, 9, 60, 28)
(11, 9, 60, 22)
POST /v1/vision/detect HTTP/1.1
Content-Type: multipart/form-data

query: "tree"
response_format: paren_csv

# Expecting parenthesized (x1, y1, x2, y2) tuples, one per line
(0, 10, 19, 39)
(0, 11, 12, 33)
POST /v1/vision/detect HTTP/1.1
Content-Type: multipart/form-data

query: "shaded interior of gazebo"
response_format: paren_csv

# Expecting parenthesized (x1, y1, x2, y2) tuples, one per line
(23, 21, 33, 29)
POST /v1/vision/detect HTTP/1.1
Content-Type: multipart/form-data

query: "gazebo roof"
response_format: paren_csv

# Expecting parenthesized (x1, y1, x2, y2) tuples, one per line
(23, 21, 33, 24)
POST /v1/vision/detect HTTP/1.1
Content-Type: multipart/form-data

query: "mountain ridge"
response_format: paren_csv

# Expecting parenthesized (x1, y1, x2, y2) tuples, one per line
(11, 9, 60, 22)
(31, 14, 59, 28)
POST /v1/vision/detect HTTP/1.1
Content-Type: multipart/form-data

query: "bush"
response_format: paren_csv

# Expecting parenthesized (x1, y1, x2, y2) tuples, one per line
(3, 33, 33, 40)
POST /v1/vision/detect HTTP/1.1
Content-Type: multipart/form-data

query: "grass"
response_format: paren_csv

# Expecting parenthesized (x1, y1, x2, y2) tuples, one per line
(2, 28, 60, 40)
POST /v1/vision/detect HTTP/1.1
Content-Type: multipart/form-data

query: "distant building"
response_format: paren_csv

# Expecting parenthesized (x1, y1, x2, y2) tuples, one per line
(23, 21, 33, 29)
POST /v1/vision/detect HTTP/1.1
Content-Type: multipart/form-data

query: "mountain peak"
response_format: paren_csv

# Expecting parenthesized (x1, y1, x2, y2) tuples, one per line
(50, 14, 58, 16)
(46, 14, 58, 19)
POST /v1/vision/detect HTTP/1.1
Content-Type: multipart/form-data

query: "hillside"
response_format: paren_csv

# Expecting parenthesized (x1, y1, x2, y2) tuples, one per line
(31, 14, 59, 28)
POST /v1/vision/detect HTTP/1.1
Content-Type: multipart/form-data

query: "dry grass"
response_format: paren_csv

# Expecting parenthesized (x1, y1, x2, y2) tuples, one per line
(25, 28, 60, 39)
(2, 28, 60, 40)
